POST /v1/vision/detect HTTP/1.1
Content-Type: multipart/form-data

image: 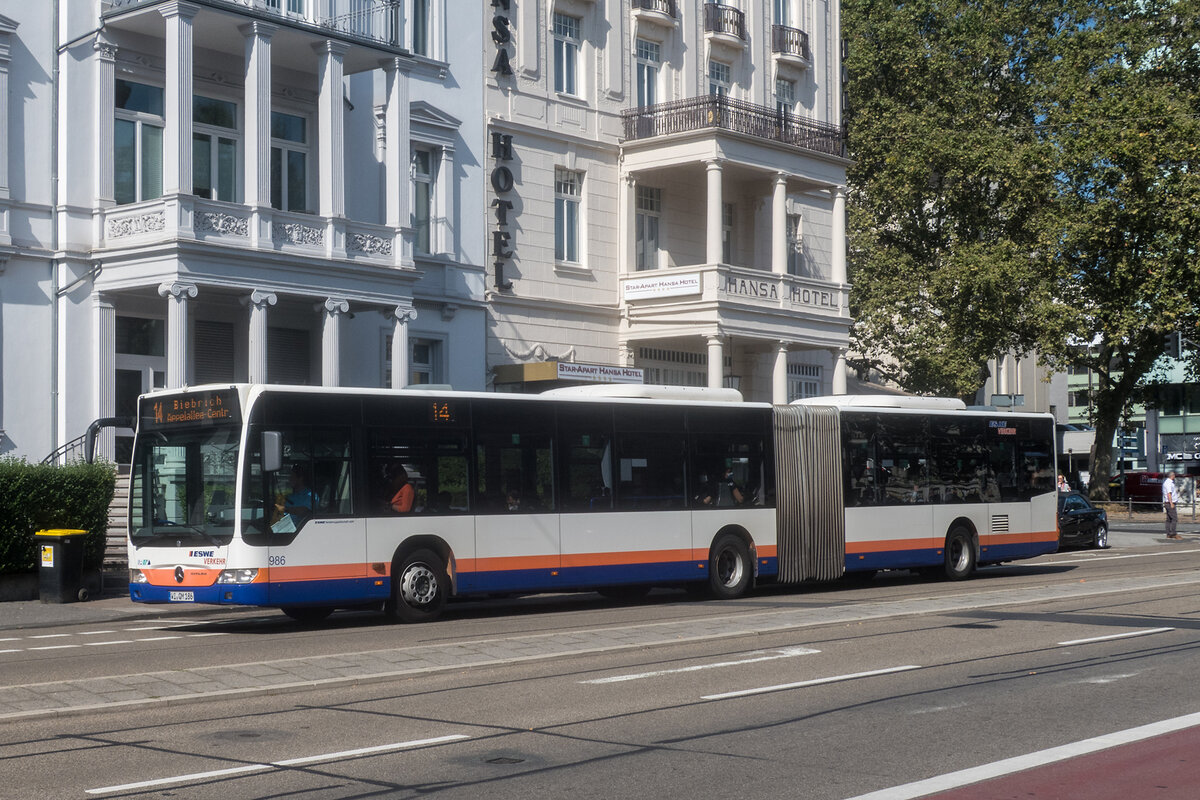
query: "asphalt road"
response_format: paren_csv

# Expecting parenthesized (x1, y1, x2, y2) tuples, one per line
(3, 530, 1200, 799)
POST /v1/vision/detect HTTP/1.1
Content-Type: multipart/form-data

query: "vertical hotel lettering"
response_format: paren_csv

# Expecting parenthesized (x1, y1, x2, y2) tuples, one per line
(490, 0, 516, 290)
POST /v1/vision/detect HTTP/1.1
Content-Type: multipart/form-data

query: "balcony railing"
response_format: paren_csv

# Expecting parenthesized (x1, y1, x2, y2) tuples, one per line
(703, 3, 746, 41)
(772, 24, 811, 62)
(106, 0, 402, 49)
(622, 95, 846, 157)
(632, 0, 677, 18)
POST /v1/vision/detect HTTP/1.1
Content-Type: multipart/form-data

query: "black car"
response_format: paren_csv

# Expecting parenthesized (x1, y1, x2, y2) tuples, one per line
(1058, 491, 1109, 549)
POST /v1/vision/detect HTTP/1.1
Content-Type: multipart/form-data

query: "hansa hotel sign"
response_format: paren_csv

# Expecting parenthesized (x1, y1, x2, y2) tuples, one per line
(557, 362, 644, 384)
(623, 273, 702, 301)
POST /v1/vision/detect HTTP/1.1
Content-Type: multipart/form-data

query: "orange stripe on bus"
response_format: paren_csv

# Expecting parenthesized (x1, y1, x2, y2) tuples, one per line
(142, 568, 221, 587)
(845, 538, 931, 554)
(267, 564, 366, 582)
(560, 549, 702, 568)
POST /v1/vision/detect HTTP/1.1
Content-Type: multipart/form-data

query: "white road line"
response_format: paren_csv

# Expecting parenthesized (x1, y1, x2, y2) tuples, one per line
(0, 649, 20, 654)
(581, 647, 820, 684)
(137, 636, 182, 642)
(0, 638, 20, 642)
(1049, 548, 1200, 564)
(1058, 627, 1175, 646)
(28, 645, 81, 651)
(702, 665, 922, 701)
(843, 710, 1200, 800)
(186, 632, 227, 637)
(78, 630, 117, 636)
(29, 633, 72, 639)
(84, 640, 132, 647)
(85, 734, 470, 795)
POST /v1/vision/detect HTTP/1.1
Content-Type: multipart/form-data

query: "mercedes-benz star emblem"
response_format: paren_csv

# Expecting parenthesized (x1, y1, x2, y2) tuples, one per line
(174, 566, 185, 583)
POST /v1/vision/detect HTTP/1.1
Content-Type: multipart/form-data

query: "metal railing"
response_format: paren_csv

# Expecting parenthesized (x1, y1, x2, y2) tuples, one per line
(703, 3, 746, 41)
(106, 0, 402, 49)
(772, 24, 811, 62)
(632, 0, 677, 17)
(622, 95, 846, 157)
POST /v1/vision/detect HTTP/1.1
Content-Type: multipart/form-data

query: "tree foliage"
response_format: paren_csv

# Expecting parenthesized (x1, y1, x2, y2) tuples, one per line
(844, 0, 1200, 495)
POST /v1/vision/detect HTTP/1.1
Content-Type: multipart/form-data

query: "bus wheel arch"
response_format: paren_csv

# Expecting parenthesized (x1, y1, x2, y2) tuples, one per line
(943, 520, 978, 581)
(705, 526, 755, 600)
(386, 537, 454, 623)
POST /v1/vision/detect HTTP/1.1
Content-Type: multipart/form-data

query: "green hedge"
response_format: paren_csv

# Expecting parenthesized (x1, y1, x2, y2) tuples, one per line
(0, 458, 116, 575)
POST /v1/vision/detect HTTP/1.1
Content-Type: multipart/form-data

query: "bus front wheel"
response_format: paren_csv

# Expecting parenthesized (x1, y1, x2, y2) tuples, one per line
(388, 548, 448, 623)
(708, 534, 752, 600)
(943, 528, 976, 581)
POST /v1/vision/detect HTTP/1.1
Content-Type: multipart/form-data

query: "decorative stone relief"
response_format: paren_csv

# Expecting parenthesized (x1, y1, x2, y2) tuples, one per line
(348, 232, 393, 256)
(196, 211, 249, 237)
(107, 211, 167, 240)
(274, 222, 324, 247)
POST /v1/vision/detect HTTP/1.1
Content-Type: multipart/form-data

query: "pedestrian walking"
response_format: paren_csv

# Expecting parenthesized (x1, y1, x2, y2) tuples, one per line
(1164, 471, 1181, 539)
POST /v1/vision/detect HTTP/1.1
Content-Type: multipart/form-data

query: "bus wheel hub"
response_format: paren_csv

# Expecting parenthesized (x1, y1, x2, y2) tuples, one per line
(400, 564, 437, 605)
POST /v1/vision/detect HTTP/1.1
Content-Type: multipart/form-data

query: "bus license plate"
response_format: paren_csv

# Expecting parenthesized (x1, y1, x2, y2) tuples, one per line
(169, 591, 194, 602)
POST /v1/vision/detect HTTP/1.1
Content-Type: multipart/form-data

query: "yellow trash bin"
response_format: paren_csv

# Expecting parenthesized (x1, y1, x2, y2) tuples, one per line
(34, 529, 89, 603)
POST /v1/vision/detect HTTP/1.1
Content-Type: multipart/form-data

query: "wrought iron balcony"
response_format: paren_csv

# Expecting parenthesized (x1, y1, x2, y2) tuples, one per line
(632, 0, 677, 18)
(622, 95, 846, 158)
(105, 0, 402, 50)
(772, 24, 811, 62)
(703, 3, 746, 41)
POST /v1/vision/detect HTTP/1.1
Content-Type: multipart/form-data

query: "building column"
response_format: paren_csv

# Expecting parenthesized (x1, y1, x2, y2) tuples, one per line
(314, 39, 349, 219)
(0, 19, 11, 245)
(773, 343, 790, 405)
(389, 303, 418, 389)
(319, 297, 349, 387)
(831, 348, 848, 395)
(246, 289, 276, 384)
(93, 36, 118, 207)
(93, 293, 116, 460)
(771, 173, 788, 275)
(436, 144, 455, 257)
(242, 22, 276, 213)
(621, 174, 637, 274)
(707, 335, 724, 390)
(159, 281, 198, 388)
(161, 2, 199, 196)
(831, 186, 847, 284)
(705, 160, 724, 265)
(383, 57, 411, 266)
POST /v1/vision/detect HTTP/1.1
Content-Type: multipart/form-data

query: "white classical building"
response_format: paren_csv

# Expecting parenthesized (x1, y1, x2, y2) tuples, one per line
(483, 0, 850, 400)
(0, 0, 485, 463)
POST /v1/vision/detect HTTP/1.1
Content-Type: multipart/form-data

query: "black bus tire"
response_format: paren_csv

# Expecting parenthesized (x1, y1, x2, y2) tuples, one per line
(708, 534, 752, 599)
(387, 548, 448, 623)
(944, 527, 976, 581)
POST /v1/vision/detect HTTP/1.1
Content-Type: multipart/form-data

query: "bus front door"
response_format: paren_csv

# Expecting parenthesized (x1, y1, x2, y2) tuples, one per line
(268, 518, 368, 607)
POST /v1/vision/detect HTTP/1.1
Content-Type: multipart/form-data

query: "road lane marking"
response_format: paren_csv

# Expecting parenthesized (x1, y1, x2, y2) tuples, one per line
(84, 640, 132, 646)
(843, 710, 1200, 800)
(580, 647, 820, 684)
(1058, 627, 1174, 646)
(30, 634, 72, 639)
(702, 665, 922, 700)
(137, 636, 183, 642)
(0, 649, 19, 654)
(1049, 548, 1200, 564)
(85, 734, 470, 795)
(28, 645, 81, 651)
(78, 630, 117, 636)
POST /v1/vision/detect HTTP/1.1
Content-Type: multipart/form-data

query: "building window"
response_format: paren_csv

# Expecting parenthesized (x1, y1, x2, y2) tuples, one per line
(636, 39, 660, 107)
(384, 334, 442, 388)
(411, 0, 430, 56)
(554, 13, 581, 96)
(193, 95, 239, 202)
(555, 168, 582, 263)
(788, 363, 822, 401)
(635, 186, 661, 271)
(722, 202, 734, 264)
(412, 148, 434, 254)
(270, 111, 308, 212)
(776, 78, 796, 118)
(787, 213, 803, 274)
(114, 79, 164, 205)
(708, 60, 731, 97)
(773, 0, 790, 26)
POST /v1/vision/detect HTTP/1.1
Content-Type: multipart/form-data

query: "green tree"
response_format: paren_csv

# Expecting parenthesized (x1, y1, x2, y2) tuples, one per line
(844, 0, 1200, 497)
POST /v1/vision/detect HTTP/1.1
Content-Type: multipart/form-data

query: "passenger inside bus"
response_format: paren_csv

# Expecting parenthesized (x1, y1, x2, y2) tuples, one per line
(385, 462, 415, 513)
(274, 465, 319, 531)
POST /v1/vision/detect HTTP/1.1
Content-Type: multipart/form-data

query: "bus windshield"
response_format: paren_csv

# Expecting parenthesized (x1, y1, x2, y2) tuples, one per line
(129, 425, 241, 544)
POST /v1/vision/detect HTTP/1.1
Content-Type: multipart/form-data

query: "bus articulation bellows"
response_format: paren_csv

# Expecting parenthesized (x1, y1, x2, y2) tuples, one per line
(127, 384, 1058, 622)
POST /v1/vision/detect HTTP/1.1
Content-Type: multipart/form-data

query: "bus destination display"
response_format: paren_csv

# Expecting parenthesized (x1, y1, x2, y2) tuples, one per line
(142, 389, 241, 429)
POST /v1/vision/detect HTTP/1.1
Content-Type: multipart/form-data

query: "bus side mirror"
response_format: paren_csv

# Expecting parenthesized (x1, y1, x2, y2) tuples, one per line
(262, 431, 283, 473)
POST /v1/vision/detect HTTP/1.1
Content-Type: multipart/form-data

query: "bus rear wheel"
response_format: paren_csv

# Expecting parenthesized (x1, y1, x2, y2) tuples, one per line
(387, 548, 448, 623)
(943, 527, 976, 581)
(708, 534, 752, 600)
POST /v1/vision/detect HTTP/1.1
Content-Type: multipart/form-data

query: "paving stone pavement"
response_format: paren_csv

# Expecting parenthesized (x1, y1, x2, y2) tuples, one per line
(4, 572, 1199, 722)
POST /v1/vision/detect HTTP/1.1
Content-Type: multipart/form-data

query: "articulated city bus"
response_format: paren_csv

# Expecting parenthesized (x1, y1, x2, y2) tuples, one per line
(127, 384, 1058, 622)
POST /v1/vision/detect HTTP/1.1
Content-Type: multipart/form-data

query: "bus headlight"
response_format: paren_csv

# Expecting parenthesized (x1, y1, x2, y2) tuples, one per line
(218, 568, 259, 584)
(129, 569, 148, 584)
